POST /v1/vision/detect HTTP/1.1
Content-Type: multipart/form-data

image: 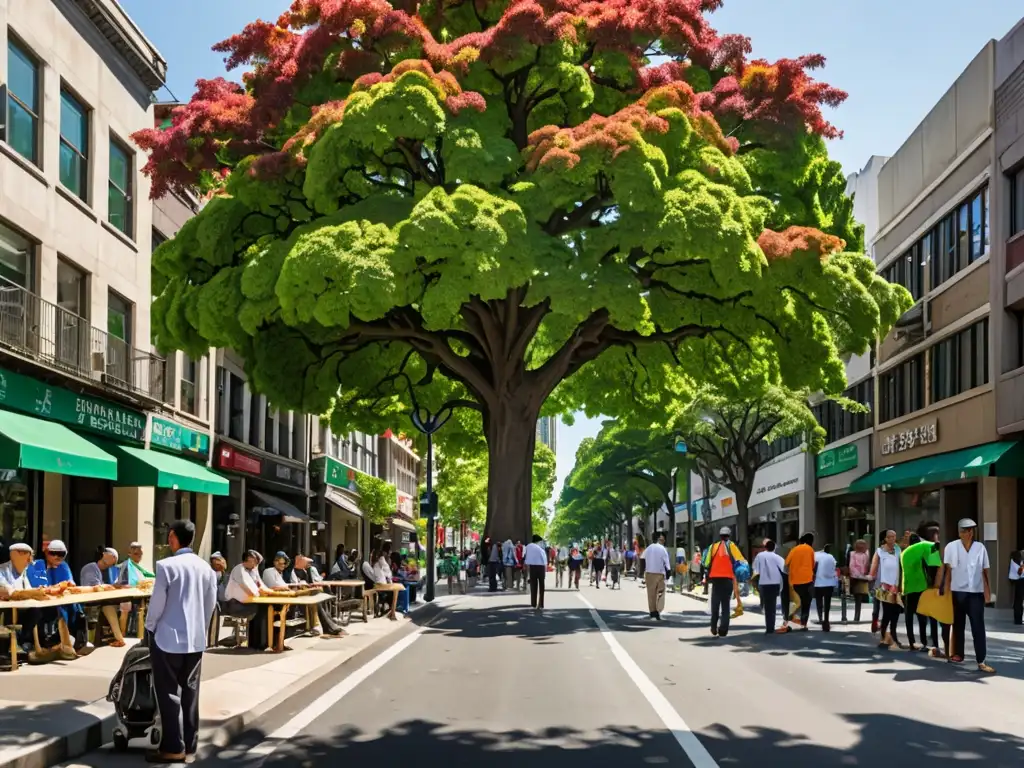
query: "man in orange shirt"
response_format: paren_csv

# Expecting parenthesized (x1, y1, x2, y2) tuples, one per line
(705, 526, 746, 637)
(781, 532, 816, 632)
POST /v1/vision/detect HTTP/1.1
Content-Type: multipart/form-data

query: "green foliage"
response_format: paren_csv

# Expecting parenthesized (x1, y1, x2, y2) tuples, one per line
(355, 474, 398, 525)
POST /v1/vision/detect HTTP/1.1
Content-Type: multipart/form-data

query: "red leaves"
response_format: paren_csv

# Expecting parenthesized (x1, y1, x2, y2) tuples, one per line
(758, 227, 846, 262)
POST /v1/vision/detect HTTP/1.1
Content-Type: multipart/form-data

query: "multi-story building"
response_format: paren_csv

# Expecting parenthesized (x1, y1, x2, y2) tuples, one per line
(845, 38, 1019, 603)
(537, 416, 557, 453)
(0, 0, 230, 571)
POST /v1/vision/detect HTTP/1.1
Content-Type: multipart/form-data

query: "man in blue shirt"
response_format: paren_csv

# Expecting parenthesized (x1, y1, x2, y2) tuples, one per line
(37, 539, 80, 660)
(145, 520, 218, 763)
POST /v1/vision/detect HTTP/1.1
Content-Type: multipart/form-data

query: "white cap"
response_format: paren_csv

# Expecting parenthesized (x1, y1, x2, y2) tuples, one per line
(8, 542, 32, 553)
(211, 551, 226, 561)
(958, 518, 977, 529)
(719, 526, 731, 536)
(104, 547, 118, 559)
(129, 541, 142, 549)
(47, 539, 67, 553)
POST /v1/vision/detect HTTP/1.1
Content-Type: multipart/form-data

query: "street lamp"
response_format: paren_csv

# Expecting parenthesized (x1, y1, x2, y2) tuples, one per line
(410, 405, 453, 603)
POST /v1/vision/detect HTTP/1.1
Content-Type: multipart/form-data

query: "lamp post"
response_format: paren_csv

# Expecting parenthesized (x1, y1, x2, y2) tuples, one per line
(410, 405, 453, 603)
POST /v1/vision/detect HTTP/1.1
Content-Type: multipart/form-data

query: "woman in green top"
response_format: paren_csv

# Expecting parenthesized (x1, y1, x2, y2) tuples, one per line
(901, 522, 947, 656)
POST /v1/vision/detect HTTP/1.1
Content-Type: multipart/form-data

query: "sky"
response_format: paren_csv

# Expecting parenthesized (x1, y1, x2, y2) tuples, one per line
(120, 0, 1024, 503)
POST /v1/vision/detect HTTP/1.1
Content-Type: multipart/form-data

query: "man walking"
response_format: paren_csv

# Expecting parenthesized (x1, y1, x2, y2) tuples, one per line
(524, 535, 548, 612)
(642, 535, 670, 620)
(145, 520, 218, 763)
(941, 518, 995, 673)
(783, 532, 816, 632)
(705, 527, 745, 637)
(752, 540, 785, 634)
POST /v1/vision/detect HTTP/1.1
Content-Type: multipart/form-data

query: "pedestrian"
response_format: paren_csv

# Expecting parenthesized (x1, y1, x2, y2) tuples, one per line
(556, 544, 568, 588)
(642, 535, 670, 621)
(636, 538, 646, 581)
(813, 543, 838, 631)
(869, 529, 904, 650)
(144, 519, 218, 763)
(871, 532, 887, 634)
(705, 526, 745, 637)
(1011, 550, 1024, 626)
(486, 537, 500, 592)
(514, 540, 526, 591)
(591, 541, 606, 589)
(783, 532, 816, 631)
(568, 545, 584, 589)
(524, 534, 547, 612)
(502, 538, 515, 591)
(752, 540, 786, 634)
(624, 543, 635, 578)
(608, 544, 623, 588)
(673, 543, 686, 593)
(689, 547, 702, 592)
(941, 518, 995, 673)
(900, 530, 936, 652)
(847, 538, 871, 623)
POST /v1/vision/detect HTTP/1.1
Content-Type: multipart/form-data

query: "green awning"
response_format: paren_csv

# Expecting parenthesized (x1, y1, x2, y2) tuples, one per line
(111, 445, 230, 495)
(0, 410, 117, 479)
(849, 441, 1024, 493)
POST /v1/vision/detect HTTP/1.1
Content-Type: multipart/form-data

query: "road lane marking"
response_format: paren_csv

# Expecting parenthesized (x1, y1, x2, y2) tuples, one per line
(243, 626, 428, 762)
(576, 593, 720, 768)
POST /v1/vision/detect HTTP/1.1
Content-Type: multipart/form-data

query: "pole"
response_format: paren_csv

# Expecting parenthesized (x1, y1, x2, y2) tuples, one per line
(669, 469, 677, 551)
(686, 466, 694, 568)
(425, 431, 436, 603)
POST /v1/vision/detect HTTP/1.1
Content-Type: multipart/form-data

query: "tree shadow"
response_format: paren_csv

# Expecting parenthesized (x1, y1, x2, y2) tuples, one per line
(680, 624, 1024, 682)
(0, 699, 111, 761)
(195, 715, 1024, 768)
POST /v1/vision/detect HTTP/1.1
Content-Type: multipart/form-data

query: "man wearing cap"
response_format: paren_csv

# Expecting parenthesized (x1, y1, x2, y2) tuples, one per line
(941, 518, 995, 673)
(80, 546, 127, 648)
(36, 540, 81, 659)
(704, 526, 746, 637)
(0, 543, 48, 658)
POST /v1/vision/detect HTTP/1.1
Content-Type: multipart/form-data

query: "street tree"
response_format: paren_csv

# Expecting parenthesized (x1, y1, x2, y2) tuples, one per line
(134, 0, 910, 542)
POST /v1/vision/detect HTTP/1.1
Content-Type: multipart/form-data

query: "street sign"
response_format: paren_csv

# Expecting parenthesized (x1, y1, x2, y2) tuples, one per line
(420, 490, 438, 517)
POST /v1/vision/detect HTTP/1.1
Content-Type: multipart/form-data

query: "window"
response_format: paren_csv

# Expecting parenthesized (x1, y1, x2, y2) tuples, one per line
(152, 228, 167, 253)
(883, 242, 923, 300)
(930, 186, 987, 287)
(264, 405, 275, 453)
(55, 258, 87, 367)
(0, 221, 33, 289)
(248, 392, 261, 447)
(107, 291, 131, 342)
(291, 416, 302, 460)
(278, 413, 289, 458)
(879, 354, 924, 423)
(228, 373, 245, 440)
(760, 433, 802, 462)
(180, 353, 197, 415)
(930, 319, 989, 403)
(59, 89, 88, 199)
(813, 378, 874, 444)
(1013, 168, 1024, 238)
(6, 37, 39, 164)
(108, 138, 132, 235)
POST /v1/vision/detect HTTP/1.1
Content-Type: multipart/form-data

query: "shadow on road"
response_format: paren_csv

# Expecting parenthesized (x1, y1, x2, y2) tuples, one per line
(208, 714, 1024, 768)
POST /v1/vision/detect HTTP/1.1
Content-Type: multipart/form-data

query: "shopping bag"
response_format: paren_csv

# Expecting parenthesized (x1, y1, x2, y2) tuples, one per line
(916, 588, 953, 625)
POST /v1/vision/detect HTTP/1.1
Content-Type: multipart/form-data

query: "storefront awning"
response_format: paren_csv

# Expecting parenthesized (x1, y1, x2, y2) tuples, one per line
(848, 441, 1024, 493)
(325, 488, 363, 517)
(0, 410, 117, 479)
(388, 516, 416, 532)
(112, 445, 230, 495)
(252, 489, 312, 523)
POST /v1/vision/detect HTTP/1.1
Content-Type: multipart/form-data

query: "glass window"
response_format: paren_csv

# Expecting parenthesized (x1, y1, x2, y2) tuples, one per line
(152, 228, 167, 253)
(107, 291, 131, 342)
(108, 138, 132, 235)
(970, 192, 983, 262)
(0, 470, 30, 562)
(7, 37, 39, 164)
(278, 413, 289, 458)
(180, 353, 197, 415)
(56, 259, 86, 317)
(59, 89, 88, 199)
(291, 415, 301, 460)
(1013, 170, 1024, 238)
(0, 221, 33, 288)
(264, 405, 275, 453)
(956, 203, 970, 272)
(930, 319, 989, 404)
(880, 354, 924, 423)
(228, 373, 245, 440)
(248, 391, 261, 447)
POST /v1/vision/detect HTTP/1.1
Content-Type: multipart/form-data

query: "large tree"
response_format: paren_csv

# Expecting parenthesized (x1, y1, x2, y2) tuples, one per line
(134, 0, 909, 541)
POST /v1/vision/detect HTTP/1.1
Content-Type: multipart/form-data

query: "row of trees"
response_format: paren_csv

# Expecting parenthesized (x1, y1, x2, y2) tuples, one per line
(134, 0, 911, 541)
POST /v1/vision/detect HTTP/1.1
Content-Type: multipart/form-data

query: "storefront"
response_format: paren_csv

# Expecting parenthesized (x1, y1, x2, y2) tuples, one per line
(215, 440, 311, 562)
(746, 452, 809, 556)
(689, 488, 738, 551)
(815, 436, 874, 562)
(310, 455, 366, 564)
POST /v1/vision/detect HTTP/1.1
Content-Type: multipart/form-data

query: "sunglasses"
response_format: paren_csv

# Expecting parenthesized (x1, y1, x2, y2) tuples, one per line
(46, 551, 66, 559)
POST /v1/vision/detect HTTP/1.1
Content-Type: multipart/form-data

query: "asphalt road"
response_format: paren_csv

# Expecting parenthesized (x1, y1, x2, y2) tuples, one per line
(65, 573, 1024, 767)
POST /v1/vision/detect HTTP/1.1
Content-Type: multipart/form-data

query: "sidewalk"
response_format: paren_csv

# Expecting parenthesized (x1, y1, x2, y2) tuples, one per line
(0, 595, 459, 768)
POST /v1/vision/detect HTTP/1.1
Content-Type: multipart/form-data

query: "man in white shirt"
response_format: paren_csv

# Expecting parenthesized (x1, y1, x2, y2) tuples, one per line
(1010, 550, 1024, 626)
(813, 544, 839, 631)
(262, 552, 298, 590)
(752, 540, 786, 634)
(941, 518, 994, 673)
(642, 536, 670, 620)
(524, 535, 548, 611)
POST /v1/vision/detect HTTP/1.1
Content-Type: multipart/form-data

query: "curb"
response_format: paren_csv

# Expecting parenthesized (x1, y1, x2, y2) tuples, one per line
(7, 596, 459, 768)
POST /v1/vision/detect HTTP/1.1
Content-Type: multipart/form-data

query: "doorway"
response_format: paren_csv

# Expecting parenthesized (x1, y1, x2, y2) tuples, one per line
(70, 477, 111, 575)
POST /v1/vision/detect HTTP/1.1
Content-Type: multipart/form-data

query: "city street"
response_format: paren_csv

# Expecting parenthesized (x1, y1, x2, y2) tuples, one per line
(61, 574, 1024, 768)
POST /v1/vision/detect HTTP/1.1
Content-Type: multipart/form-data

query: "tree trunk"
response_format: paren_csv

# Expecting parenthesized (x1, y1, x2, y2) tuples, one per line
(734, 484, 753, 559)
(483, 400, 539, 544)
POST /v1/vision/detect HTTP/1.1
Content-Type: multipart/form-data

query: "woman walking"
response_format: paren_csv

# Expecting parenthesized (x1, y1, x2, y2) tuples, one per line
(847, 539, 871, 623)
(607, 544, 623, 588)
(869, 529, 904, 649)
(568, 545, 584, 590)
(591, 541, 606, 589)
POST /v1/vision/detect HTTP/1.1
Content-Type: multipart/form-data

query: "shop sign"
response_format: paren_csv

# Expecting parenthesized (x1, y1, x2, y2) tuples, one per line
(317, 455, 360, 492)
(0, 365, 145, 442)
(397, 491, 415, 517)
(748, 452, 805, 508)
(151, 416, 210, 458)
(261, 457, 305, 489)
(217, 443, 262, 475)
(817, 443, 858, 478)
(881, 420, 938, 456)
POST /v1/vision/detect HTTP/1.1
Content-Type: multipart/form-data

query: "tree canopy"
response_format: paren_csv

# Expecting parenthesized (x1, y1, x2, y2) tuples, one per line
(135, 0, 911, 542)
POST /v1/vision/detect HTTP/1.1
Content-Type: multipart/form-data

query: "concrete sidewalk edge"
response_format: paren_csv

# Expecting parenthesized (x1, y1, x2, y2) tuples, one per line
(5, 596, 460, 768)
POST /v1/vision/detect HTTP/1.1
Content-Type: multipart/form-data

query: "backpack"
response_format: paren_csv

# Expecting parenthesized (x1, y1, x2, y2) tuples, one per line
(712, 540, 750, 582)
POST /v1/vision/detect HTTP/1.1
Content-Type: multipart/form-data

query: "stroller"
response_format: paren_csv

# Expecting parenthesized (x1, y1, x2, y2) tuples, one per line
(107, 643, 161, 752)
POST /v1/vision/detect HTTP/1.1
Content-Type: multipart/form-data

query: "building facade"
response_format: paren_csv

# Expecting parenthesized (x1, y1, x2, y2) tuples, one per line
(536, 416, 557, 453)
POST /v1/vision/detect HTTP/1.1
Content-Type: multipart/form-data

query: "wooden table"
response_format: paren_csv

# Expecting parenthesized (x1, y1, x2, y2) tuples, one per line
(0, 588, 151, 671)
(248, 592, 335, 653)
(318, 580, 367, 623)
(372, 583, 406, 620)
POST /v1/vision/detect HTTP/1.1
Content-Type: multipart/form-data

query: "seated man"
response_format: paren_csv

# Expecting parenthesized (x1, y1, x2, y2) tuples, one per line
(293, 555, 346, 638)
(0, 543, 48, 659)
(79, 547, 126, 647)
(36, 540, 79, 660)
(116, 542, 154, 635)
(222, 550, 271, 650)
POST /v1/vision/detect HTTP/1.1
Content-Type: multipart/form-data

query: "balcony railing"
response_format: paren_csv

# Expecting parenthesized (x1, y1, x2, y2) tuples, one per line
(0, 278, 165, 401)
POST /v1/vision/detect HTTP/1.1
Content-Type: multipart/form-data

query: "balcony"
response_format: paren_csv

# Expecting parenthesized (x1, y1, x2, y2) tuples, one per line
(0, 278, 165, 401)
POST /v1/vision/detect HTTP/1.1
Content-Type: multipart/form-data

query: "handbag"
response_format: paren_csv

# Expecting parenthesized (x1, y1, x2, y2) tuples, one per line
(850, 578, 869, 596)
(916, 587, 953, 625)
